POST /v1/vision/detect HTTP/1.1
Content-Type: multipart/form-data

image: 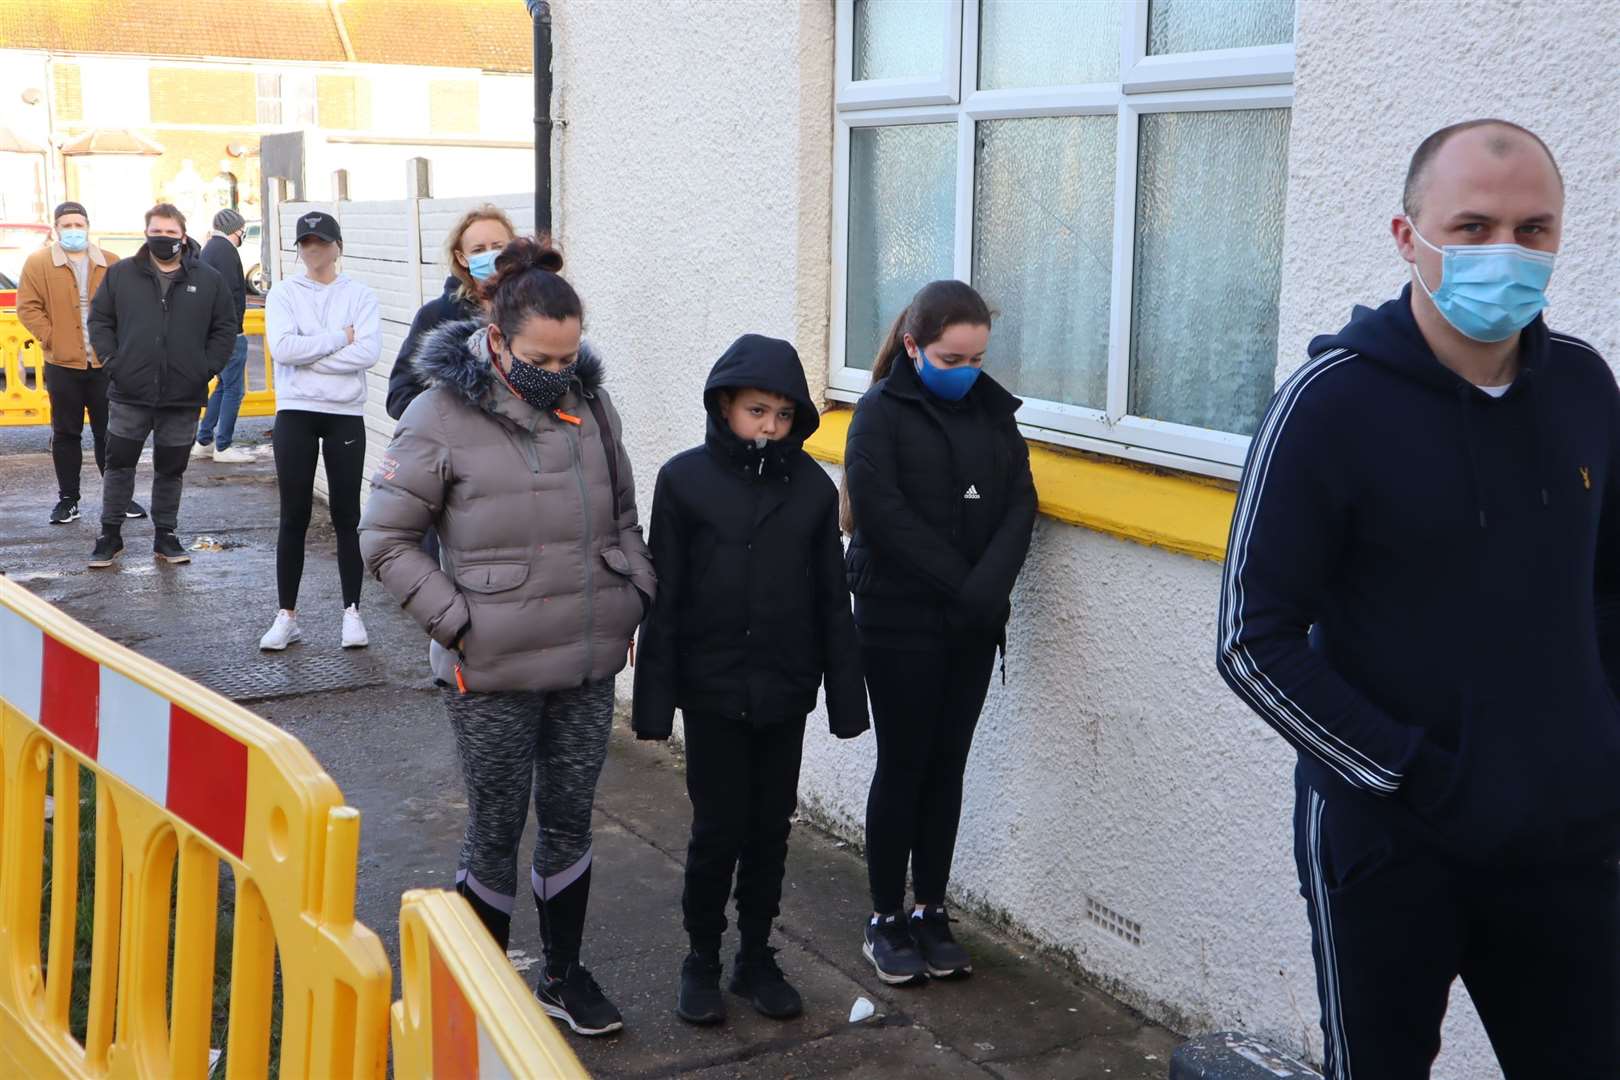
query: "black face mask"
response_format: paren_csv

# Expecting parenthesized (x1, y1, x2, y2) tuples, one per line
(147, 235, 183, 262)
(505, 355, 578, 412)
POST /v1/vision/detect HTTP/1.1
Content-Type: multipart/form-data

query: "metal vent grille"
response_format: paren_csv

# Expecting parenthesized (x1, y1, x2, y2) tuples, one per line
(1086, 896, 1142, 946)
(187, 654, 386, 704)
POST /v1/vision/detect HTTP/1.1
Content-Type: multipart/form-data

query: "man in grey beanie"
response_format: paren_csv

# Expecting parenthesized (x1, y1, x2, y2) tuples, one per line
(194, 207, 253, 463)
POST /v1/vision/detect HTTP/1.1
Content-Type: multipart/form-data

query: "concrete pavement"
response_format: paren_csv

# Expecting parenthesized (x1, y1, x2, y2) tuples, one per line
(0, 426, 1181, 1078)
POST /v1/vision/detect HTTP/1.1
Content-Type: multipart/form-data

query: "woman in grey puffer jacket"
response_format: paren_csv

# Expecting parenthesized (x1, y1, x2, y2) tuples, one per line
(359, 237, 653, 1038)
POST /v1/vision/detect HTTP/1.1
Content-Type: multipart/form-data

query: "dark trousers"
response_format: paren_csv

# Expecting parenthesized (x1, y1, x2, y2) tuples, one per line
(102, 402, 196, 532)
(682, 713, 807, 955)
(1295, 783, 1620, 1079)
(272, 410, 365, 609)
(862, 642, 997, 914)
(44, 363, 108, 501)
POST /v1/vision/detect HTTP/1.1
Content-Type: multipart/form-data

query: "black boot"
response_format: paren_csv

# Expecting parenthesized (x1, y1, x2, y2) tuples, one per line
(676, 949, 725, 1025)
(729, 944, 802, 1019)
(454, 875, 513, 951)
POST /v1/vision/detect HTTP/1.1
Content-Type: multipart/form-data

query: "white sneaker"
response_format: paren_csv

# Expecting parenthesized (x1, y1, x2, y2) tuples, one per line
(190, 441, 212, 459)
(212, 445, 256, 464)
(342, 605, 368, 649)
(259, 610, 301, 651)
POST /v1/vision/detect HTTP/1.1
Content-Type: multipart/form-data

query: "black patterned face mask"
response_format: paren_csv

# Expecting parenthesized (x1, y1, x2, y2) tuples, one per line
(503, 353, 577, 412)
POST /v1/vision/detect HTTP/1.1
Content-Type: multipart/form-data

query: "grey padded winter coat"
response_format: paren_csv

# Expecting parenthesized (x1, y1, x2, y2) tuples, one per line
(358, 319, 656, 692)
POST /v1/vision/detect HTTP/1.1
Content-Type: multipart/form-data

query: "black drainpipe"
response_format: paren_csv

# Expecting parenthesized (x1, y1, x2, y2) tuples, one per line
(525, 0, 554, 235)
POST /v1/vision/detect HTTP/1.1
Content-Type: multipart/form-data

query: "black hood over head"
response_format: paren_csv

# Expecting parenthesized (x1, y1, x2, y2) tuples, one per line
(703, 334, 820, 445)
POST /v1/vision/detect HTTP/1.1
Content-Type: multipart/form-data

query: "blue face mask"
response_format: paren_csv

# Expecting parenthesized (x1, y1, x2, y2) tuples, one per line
(467, 250, 499, 282)
(914, 346, 980, 401)
(58, 228, 88, 253)
(1408, 220, 1556, 343)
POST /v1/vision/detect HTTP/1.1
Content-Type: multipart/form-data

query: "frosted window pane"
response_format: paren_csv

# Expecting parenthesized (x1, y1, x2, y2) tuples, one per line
(1129, 109, 1289, 436)
(978, 0, 1120, 89)
(972, 116, 1114, 408)
(846, 125, 958, 371)
(1147, 0, 1295, 54)
(854, 0, 952, 81)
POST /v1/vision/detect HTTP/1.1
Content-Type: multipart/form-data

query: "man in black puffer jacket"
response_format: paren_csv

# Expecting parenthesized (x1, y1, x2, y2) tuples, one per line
(633, 333, 867, 1026)
(87, 203, 236, 568)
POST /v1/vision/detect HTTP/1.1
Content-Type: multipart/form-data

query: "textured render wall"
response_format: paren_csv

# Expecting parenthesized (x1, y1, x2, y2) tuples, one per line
(1276, 0, 1620, 379)
(549, 0, 835, 494)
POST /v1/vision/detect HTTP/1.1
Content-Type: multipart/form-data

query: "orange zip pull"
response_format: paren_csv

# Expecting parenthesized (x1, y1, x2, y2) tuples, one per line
(454, 663, 467, 694)
(554, 409, 582, 425)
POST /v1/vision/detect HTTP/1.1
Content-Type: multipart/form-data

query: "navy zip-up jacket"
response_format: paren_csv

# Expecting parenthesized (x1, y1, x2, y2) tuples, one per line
(1217, 285, 1620, 866)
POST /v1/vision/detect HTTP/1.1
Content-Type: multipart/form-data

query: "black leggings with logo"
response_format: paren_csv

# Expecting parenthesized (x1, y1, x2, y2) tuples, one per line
(272, 409, 365, 610)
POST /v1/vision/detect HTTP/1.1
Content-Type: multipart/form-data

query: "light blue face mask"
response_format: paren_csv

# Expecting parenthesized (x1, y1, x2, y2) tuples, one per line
(467, 249, 499, 282)
(58, 228, 88, 253)
(914, 346, 980, 401)
(1408, 219, 1556, 343)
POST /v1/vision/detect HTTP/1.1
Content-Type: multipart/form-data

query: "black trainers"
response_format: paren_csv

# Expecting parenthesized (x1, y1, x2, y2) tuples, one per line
(536, 964, 623, 1036)
(676, 951, 725, 1025)
(88, 532, 123, 569)
(125, 500, 147, 519)
(863, 913, 927, 986)
(50, 497, 80, 524)
(729, 945, 803, 1019)
(153, 530, 191, 564)
(911, 905, 972, 978)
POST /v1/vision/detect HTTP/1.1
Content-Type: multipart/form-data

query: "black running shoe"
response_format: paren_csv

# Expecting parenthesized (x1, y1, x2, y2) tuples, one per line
(676, 951, 725, 1025)
(536, 964, 623, 1036)
(88, 531, 123, 569)
(50, 497, 80, 524)
(911, 905, 972, 978)
(125, 500, 147, 519)
(729, 945, 803, 1019)
(153, 530, 191, 564)
(863, 913, 927, 986)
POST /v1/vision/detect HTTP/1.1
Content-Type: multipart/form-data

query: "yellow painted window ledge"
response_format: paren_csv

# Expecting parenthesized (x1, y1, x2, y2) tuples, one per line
(804, 407, 1236, 563)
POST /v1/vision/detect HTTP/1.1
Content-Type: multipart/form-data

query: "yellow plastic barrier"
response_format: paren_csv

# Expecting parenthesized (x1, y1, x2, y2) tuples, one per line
(0, 309, 276, 428)
(392, 890, 589, 1079)
(0, 575, 392, 1077)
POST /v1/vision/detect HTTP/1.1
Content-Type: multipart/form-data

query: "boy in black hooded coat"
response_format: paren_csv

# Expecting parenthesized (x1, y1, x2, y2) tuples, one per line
(633, 333, 868, 1024)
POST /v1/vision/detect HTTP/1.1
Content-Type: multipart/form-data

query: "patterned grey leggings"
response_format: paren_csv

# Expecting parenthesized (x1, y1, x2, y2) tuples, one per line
(443, 679, 616, 918)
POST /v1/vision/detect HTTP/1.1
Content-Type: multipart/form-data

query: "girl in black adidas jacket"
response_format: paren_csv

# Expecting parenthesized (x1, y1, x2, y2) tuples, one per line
(842, 280, 1036, 986)
(633, 333, 868, 1026)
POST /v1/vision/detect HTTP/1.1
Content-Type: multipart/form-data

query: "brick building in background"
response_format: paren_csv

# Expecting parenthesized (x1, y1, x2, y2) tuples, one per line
(0, 0, 533, 257)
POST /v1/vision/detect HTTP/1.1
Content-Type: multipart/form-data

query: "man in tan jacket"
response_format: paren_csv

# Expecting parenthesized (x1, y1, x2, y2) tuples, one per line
(16, 201, 143, 524)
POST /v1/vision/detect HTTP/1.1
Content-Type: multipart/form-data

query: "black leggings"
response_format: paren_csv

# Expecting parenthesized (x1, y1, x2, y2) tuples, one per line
(863, 641, 997, 914)
(272, 410, 365, 610)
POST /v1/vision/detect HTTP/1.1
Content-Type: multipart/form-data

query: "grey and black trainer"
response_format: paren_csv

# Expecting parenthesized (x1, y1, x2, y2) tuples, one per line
(863, 913, 927, 986)
(88, 531, 124, 569)
(911, 905, 972, 978)
(50, 497, 79, 524)
(153, 530, 191, 564)
(536, 964, 623, 1036)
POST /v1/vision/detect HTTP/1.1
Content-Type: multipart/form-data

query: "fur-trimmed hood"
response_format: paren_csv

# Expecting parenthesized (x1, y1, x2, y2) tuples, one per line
(411, 317, 605, 413)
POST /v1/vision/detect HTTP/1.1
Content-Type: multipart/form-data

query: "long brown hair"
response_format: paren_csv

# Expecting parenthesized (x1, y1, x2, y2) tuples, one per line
(444, 204, 517, 301)
(839, 280, 993, 535)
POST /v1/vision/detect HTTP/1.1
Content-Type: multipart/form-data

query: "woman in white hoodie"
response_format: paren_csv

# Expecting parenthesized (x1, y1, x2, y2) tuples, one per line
(261, 210, 381, 650)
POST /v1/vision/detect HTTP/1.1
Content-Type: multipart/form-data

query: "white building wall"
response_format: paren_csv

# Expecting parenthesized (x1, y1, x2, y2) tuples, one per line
(310, 1, 1620, 1074)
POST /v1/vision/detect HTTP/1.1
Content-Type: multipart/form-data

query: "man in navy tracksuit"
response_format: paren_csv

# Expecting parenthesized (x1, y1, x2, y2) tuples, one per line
(1218, 120, 1620, 1077)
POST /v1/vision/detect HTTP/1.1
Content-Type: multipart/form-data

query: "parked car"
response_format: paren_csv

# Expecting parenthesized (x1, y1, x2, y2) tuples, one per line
(0, 222, 50, 287)
(243, 220, 267, 295)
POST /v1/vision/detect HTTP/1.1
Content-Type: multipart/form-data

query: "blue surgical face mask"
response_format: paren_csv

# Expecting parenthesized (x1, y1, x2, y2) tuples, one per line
(1408, 219, 1556, 343)
(914, 346, 980, 402)
(58, 228, 88, 253)
(467, 250, 499, 282)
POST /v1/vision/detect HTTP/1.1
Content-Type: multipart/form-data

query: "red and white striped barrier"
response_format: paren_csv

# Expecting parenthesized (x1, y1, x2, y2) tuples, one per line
(0, 604, 248, 859)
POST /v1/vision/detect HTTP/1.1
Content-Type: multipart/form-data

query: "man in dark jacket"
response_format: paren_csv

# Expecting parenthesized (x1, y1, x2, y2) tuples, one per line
(1217, 120, 1620, 1077)
(193, 207, 253, 463)
(87, 203, 236, 568)
(633, 334, 867, 1025)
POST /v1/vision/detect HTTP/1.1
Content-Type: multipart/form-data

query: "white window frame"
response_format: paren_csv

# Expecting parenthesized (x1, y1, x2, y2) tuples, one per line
(829, 0, 1298, 479)
(255, 73, 283, 126)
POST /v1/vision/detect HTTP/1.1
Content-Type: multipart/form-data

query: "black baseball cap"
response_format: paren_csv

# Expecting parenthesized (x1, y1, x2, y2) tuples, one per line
(295, 211, 342, 245)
